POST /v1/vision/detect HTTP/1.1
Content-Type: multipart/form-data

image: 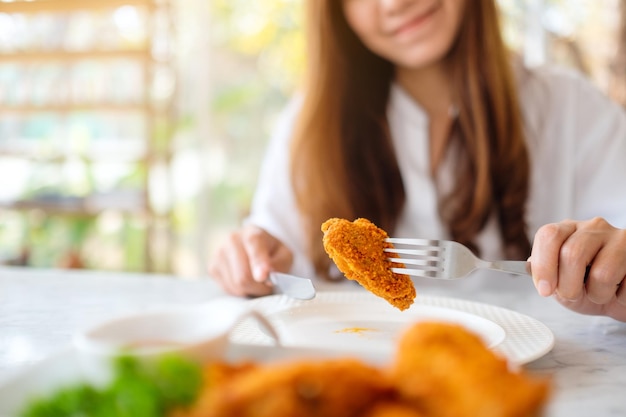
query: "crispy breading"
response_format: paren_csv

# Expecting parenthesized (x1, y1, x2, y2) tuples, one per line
(360, 402, 428, 417)
(170, 362, 258, 417)
(172, 322, 550, 417)
(391, 322, 550, 417)
(321, 218, 416, 310)
(176, 359, 394, 417)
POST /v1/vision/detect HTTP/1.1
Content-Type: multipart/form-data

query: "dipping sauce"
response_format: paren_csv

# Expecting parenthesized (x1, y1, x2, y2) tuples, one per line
(334, 327, 378, 336)
(123, 340, 186, 350)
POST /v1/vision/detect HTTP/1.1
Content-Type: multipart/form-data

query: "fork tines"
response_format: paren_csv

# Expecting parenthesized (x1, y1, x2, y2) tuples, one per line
(384, 238, 443, 279)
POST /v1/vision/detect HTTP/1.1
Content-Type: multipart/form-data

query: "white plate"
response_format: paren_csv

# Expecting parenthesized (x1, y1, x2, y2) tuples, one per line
(231, 291, 555, 366)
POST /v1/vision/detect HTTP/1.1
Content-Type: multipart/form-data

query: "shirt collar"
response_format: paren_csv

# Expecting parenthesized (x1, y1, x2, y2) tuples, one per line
(389, 82, 428, 127)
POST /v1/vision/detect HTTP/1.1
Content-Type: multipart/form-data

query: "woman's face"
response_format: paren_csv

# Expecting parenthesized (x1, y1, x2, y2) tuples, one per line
(342, 0, 467, 70)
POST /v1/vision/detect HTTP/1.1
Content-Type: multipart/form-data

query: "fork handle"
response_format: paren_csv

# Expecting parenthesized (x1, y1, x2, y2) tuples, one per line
(488, 260, 531, 276)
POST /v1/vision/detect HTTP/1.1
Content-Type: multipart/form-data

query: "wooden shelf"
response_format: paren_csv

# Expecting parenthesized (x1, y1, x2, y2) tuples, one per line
(0, 49, 151, 63)
(0, 0, 174, 272)
(0, 150, 148, 163)
(0, 190, 148, 217)
(0, 103, 151, 113)
(0, 0, 155, 13)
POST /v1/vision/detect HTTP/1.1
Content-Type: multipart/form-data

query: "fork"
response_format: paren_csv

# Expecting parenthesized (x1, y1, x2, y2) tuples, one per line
(384, 238, 530, 280)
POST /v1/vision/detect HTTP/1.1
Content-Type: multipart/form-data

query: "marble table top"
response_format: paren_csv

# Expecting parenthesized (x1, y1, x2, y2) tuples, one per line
(0, 266, 624, 416)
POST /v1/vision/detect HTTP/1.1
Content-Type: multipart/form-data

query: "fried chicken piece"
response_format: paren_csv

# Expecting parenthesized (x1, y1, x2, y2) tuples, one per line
(176, 359, 395, 417)
(173, 323, 550, 417)
(391, 322, 550, 417)
(321, 218, 416, 310)
(171, 362, 258, 417)
(360, 402, 428, 417)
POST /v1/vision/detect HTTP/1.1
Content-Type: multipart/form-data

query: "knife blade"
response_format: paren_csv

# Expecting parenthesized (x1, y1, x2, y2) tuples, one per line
(269, 272, 316, 300)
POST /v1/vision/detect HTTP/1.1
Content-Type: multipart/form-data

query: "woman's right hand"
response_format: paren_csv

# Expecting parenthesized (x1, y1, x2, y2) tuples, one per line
(208, 225, 293, 297)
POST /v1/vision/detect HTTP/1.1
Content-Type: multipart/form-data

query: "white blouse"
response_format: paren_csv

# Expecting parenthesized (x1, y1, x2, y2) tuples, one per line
(245, 64, 626, 285)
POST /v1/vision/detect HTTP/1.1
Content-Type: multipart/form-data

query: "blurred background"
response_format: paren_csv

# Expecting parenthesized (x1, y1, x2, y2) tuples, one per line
(0, 0, 624, 278)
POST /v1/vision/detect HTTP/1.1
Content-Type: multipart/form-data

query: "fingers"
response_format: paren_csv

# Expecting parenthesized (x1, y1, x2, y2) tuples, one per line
(576, 219, 626, 304)
(585, 251, 626, 305)
(531, 218, 626, 302)
(241, 226, 274, 283)
(208, 228, 272, 297)
(532, 218, 626, 321)
(242, 226, 295, 281)
(208, 225, 294, 298)
(227, 231, 273, 295)
(530, 220, 576, 297)
(270, 240, 295, 274)
(555, 220, 602, 301)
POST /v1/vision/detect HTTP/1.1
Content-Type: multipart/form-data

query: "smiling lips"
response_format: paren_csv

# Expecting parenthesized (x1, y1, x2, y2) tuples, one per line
(390, 3, 440, 37)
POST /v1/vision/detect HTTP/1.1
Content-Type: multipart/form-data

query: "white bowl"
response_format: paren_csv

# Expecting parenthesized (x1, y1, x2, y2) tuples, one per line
(73, 297, 278, 385)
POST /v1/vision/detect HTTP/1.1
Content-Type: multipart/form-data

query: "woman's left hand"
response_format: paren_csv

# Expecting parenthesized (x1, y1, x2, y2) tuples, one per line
(530, 217, 626, 322)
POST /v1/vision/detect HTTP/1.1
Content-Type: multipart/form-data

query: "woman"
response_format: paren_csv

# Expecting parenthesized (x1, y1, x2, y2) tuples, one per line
(209, 0, 626, 321)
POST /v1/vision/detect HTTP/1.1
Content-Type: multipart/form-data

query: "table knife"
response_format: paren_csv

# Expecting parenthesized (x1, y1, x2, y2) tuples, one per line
(269, 272, 316, 300)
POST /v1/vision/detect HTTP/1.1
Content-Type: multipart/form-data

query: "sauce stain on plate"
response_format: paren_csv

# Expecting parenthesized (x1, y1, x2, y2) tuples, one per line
(334, 327, 378, 336)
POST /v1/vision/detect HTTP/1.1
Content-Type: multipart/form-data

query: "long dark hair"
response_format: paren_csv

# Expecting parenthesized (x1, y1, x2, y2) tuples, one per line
(291, 0, 531, 279)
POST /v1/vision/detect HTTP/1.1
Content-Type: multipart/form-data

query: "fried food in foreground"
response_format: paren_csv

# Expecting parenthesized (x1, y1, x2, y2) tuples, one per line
(174, 359, 394, 417)
(321, 218, 415, 310)
(392, 322, 550, 417)
(173, 322, 550, 417)
(361, 402, 428, 417)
